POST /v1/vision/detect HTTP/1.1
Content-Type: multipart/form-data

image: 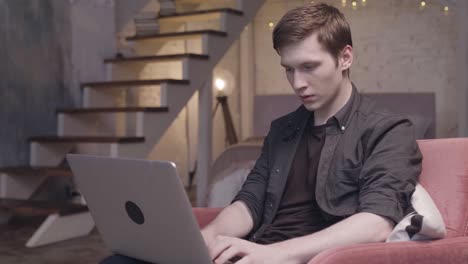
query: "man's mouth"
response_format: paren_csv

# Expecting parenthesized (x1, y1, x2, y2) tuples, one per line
(300, 95, 317, 102)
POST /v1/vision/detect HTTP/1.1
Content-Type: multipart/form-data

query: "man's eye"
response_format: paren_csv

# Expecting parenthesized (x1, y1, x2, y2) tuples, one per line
(285, 68, 293, 73)
(303, 65, 317, 71)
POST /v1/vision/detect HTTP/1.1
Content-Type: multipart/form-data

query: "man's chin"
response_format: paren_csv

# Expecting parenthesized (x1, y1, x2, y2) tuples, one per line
(302, 102, 320, 112)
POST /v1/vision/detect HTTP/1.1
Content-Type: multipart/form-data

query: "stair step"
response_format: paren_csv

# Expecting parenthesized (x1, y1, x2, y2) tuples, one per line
(0, 167, 72, 177)
(0, 198, 88, 217)
(104, 53, 209, 64)
(81, 79, 189, 89)
(57, 107, 169, 114)
(159, 8, 243, 22)
(126, 29, 227, 41)
(29, 136, 145, 143)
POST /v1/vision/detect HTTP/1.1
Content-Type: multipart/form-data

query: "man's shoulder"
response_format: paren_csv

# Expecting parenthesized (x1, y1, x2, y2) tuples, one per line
(355, 95, 415, 139)
(357, 95, 408, 124)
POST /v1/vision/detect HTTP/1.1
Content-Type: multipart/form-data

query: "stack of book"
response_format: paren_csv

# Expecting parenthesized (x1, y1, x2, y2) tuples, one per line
(134, 12, 159, 36)
(159, 0, 176, 16)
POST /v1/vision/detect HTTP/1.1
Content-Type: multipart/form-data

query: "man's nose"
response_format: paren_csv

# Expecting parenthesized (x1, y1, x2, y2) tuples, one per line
(292, 72, 307, 90)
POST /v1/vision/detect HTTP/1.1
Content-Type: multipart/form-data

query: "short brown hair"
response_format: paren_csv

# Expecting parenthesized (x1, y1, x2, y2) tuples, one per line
(273, 3, 352, 65)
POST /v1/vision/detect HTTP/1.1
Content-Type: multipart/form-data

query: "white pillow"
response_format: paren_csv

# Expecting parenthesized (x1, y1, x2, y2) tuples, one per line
(386, 184, 446, 242)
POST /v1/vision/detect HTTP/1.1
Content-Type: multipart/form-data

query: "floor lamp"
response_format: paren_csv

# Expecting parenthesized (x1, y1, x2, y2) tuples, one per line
(188, 78, 238, 189)
(213, 95, 238, 146)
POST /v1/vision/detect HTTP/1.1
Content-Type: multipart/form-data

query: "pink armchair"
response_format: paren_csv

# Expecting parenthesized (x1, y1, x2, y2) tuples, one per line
(193, 138, 468, 263)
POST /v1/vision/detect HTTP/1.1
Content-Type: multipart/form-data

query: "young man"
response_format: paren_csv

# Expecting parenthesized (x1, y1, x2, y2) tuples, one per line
(102, 2, 421, 264)
(202, 2, 421, 264)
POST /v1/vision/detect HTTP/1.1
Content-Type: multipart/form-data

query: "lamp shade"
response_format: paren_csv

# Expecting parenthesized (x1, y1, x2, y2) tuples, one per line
(213, 68, 235, 96)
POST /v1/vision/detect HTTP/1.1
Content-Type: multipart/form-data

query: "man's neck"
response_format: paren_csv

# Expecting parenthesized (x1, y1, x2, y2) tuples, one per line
(314, 79, 353, 126)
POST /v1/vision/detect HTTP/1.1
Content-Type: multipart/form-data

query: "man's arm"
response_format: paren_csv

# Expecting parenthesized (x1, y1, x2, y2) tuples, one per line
(271, 212, 394, 262)
(201, 201, 254, 247)
(203, 128, 273, 247)
(210, 212, 393, 264)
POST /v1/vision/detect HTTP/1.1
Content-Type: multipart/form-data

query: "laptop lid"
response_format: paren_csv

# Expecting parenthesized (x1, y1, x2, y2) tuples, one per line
(67, 154, 212, 264)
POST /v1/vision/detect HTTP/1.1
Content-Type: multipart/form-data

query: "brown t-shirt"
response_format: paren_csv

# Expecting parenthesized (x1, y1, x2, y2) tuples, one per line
(255, 118, 338, 244)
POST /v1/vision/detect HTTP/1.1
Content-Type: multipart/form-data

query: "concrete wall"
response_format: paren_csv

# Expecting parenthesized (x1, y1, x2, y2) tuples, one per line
(252, 0, 460, 138)
(0, 0, 73, 167)
(0, 0, 125, 167)
(69, 0, 116, 88)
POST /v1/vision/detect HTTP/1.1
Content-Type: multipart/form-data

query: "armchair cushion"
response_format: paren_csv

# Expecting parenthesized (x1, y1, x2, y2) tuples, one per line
(308, 237, 468, 264)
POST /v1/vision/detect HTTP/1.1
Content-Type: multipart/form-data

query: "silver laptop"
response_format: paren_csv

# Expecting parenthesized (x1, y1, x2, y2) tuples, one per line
(67, 154, 212, 264)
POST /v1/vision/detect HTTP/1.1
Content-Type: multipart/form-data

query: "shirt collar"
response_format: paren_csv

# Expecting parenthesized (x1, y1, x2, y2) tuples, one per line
(328, 83, 359, 131)
(283, 83, 360, 140)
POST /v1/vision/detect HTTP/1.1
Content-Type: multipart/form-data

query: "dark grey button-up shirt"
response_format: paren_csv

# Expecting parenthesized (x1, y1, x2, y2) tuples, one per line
(233, 85, 422, 239)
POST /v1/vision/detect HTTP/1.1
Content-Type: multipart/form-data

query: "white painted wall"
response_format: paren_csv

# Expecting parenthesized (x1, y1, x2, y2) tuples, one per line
(146, 41, 242, 186)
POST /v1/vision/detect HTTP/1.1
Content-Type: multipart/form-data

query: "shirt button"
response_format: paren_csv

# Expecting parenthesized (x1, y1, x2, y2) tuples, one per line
(341, 126, 346, 131)
(268, 202, 273, 208)
(252, 235, 257, 239)
(275, 168, 280, 173)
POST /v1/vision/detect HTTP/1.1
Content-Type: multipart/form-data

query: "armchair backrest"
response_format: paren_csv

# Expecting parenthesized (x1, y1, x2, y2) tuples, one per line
(417, 138, 468, 238)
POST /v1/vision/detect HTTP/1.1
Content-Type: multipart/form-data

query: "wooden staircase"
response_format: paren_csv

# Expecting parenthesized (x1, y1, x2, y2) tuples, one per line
(0, 0, 265, 247)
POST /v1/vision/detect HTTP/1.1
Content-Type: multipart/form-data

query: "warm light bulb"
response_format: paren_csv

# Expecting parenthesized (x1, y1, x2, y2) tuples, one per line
(361, 0, 366, 3)
(215, 78, 226, 92)
(341, 0, 347, 7)
(444, 6, 449, 12)
(352, 1, 357, 7)
(420, 1, 426, 7)
(268, 22, 274, 28)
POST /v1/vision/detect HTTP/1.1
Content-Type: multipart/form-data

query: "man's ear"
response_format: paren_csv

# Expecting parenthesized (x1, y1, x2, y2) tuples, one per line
(339, 45, 353, 71)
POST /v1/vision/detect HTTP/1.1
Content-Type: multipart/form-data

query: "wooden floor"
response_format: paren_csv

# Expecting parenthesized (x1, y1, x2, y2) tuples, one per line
(0, 216, 110, 264)
(0, 189, 197, 263)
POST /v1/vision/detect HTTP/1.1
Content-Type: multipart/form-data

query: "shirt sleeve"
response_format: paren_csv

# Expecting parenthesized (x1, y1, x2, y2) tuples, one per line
(232, 131, 271, 232)
(358, 116, 422, 224)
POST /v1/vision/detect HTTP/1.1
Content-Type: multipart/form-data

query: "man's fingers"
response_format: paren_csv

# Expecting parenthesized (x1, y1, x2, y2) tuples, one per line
(209, 236, 240, 260)
(210, 236, 256, 263)
(232, 255, 252, 264)
(213, 245, 244, 264)
(209, 240, 231, 261)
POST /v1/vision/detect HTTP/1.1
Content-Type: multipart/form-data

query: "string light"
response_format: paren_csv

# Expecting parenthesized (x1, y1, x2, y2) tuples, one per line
(268, 22, 274, 29)
(334, 0, 452, 16)
(417, 0, 452, 15)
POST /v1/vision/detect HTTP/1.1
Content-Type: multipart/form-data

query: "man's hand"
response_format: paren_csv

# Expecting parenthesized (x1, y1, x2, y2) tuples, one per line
(209, 235, 297, 264)
(201, 228, 217, 249)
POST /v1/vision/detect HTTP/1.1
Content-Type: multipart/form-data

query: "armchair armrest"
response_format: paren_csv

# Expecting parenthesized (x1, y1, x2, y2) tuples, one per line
(193, 207, 222, 228)
(309, 237, 468, 264)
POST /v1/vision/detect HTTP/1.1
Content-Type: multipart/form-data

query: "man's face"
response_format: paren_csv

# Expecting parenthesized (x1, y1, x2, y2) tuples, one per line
(279, 33, 350, 113)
